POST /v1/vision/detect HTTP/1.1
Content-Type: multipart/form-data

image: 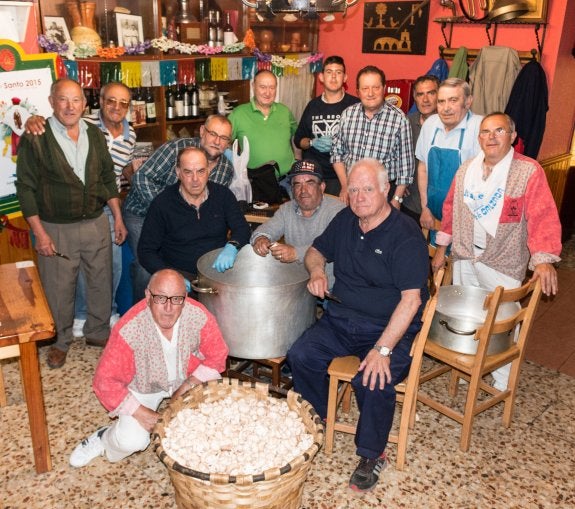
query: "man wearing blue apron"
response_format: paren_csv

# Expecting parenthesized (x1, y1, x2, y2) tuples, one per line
(416, 78, 483, 242)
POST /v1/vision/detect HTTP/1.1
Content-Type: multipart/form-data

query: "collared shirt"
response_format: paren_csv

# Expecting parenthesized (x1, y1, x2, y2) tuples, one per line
(84, 112, 136, 191)
(331, 101, 414, 185)
(48, 116, 89, 184)
(123, 137, 234, 217)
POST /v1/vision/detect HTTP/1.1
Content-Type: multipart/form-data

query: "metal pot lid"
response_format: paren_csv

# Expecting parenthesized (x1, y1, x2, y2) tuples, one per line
(196, 246, 310, 288)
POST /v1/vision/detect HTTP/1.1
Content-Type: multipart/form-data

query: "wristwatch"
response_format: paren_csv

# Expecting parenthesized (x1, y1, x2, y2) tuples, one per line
(373, 345, 392, 357)
(393, 195, 403, 204)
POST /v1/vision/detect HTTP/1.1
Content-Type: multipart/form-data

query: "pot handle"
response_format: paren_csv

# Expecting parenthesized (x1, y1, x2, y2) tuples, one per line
(190, 279, 218, 295)
(438, 320, 476, 336)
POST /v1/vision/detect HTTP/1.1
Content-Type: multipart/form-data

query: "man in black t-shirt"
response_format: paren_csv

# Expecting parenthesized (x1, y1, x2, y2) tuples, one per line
(294, 56, 359, 196)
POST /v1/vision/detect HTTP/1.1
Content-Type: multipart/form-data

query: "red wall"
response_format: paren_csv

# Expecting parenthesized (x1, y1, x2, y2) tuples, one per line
(317, 0, 575, 160)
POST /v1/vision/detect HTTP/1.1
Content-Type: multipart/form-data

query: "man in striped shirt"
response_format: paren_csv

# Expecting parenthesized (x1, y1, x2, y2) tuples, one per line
(331, 66, 414, 207)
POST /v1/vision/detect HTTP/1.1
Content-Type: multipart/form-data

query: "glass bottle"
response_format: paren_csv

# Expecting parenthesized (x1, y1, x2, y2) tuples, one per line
(174, 85, 184, 118)
(145, 88, 157, 124)
(90, 89, 100, 115)
(215, 10, 224, 47)
(223, 12, 235, 46)
(190, 83, 200, 118)
(166, 86, 175, 120)
(207, 10, 217, 47)
(183, 85, 191, 119)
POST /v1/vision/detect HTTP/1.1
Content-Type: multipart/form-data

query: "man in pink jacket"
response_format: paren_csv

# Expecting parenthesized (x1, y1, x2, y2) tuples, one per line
(432, 112, 562, 390)
(69, 269, 228, 467)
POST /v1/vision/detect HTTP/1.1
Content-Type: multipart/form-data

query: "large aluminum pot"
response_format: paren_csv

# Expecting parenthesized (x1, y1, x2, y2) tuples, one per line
(429, 285, 520, 355)
(192, 247, 316, 359)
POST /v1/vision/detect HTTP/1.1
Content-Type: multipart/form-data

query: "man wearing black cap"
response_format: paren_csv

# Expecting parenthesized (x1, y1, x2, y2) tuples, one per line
(251, 160, 345, 288)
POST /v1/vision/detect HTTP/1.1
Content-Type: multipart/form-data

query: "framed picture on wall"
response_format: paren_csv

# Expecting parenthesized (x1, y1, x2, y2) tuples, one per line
(116, 13, 144, 50)
(489, 0, 549, 23)
(44, 16, 71, 45)
(362, 1, 430, 55)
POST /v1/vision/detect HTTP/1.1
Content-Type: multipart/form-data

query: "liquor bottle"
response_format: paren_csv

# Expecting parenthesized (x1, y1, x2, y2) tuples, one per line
(183, 85, 191, 119)
(223, 12, 235, 46)
(90, 89, 100, 115)
(207, 10, 217, 47)
(190, 83, 200, 118)
(145, 88, 157, 124)
(174, 85, 184, 118)
(215, 10, 224, 47)
(166, 86, 175, 120)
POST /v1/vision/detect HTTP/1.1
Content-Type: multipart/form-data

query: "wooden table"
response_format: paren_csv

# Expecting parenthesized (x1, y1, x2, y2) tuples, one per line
(0, 261, 55, 473)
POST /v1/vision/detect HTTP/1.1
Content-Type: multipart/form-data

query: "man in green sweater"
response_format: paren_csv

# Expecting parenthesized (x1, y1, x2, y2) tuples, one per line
(16, 78, 127, 369)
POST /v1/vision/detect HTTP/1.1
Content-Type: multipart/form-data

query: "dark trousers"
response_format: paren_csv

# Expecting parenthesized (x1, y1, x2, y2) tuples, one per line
(287, 310, 414, 459)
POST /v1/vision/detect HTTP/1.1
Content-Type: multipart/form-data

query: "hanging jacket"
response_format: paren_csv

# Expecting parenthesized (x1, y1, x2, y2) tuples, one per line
(505, 60, 549, 159)
(469, 46, 522, 115)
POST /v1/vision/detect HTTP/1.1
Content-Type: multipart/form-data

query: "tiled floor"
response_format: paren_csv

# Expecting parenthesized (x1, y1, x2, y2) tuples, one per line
(1, 246, 574, 508)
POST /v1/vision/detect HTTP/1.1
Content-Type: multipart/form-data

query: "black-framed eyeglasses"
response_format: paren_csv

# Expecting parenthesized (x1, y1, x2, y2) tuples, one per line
(205, 128, 231, 144)
(148, 292, 186, 305)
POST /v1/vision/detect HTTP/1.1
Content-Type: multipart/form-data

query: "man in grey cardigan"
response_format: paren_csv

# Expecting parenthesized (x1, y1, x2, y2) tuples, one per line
(251, 160, 345, 288)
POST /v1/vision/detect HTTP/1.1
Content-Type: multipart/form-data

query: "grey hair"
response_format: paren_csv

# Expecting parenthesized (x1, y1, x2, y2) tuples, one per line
(439, 77, 471, 99)
(481, 111, 516, 133)
(348, 158, 389, 192)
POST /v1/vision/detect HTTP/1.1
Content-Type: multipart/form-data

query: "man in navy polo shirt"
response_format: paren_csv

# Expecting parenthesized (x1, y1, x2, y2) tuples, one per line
(287, 158, 428, 493)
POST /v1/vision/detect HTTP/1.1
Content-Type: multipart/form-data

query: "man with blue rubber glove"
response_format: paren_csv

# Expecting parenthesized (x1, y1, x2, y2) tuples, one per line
(138, 147, 250, 288)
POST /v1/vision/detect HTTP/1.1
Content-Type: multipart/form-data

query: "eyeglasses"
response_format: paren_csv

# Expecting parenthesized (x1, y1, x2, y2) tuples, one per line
(205, 128, 231, 144)
(148, 292, 186, 305)
(479, 127, 511, 138)
(104, 97, 130, 110)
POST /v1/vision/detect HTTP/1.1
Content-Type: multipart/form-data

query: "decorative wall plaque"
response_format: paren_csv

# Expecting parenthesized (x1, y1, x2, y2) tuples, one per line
(362, 1, 430, 55)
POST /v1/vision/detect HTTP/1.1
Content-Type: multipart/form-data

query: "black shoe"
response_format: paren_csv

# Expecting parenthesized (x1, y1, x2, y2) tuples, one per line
(349, 453, 388, 492)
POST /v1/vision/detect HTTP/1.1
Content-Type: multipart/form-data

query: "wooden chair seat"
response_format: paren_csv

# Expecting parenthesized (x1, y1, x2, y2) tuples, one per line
(417, 279, 542, 451)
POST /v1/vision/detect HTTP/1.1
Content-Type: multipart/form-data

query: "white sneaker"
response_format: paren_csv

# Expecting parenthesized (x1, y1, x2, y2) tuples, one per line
(110, 313, 120, 327)
(72, 318, 86, 338)
(493, 380, 507, 391)
(69, 426, 108, 467)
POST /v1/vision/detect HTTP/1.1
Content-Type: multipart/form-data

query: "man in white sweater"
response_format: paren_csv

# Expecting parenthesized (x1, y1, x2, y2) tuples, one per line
(251, 160, 345, 288)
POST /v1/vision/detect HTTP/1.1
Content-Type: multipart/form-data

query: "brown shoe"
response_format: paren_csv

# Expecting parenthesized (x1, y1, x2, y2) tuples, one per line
(85, 337, 107, 348)
(47, 347, 67, 369)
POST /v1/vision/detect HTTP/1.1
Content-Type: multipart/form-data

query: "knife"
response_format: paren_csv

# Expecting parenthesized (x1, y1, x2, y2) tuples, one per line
(324, 291, 342, 304)
(53, 251, 71, 260)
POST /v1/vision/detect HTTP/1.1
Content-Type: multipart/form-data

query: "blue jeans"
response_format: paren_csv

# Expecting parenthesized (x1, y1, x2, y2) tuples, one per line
(287, 310, 415, 459)
(123, 208, 151, 303)
(75, 206, 121, 319)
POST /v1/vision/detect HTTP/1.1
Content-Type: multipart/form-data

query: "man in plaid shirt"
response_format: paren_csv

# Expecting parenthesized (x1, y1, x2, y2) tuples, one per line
(123, 114, 234, 301)
(331, 66, 414, 207)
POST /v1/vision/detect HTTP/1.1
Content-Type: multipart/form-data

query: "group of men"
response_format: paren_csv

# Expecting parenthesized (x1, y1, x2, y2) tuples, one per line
(14, 54, 562, 494)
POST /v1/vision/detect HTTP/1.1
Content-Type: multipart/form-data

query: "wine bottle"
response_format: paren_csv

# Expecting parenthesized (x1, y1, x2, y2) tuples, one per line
(174, 85, 184, 119)
(166, 86, 175, 120)
(215, 10, 224, 47)
(190, 83, 200, 118)
(145, 88, 157, 124)
(183, 85, 191, 119)
(207, 10, 217, 48)
(90, 89, 100, 116)
(223, 12, 235, 46)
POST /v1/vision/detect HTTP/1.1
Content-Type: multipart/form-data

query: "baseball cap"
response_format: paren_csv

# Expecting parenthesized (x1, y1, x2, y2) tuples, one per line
(287, 159, 324, 181)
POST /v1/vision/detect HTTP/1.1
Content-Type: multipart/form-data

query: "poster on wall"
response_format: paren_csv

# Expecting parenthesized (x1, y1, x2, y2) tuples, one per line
(362, 1, 430, 55)
(0, 40, 56, 214)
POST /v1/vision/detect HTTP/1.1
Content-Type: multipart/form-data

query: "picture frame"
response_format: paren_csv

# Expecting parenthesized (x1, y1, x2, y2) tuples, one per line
(489, 0, 549, 23)
(44, 16, 71, 45)
(115, 13, 144, 49)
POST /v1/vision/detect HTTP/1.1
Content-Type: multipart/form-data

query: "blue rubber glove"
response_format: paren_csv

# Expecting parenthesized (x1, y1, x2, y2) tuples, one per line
(312, 136, 332, 153)
(212, 243, 239, 272)
(223, 147, 234, 163)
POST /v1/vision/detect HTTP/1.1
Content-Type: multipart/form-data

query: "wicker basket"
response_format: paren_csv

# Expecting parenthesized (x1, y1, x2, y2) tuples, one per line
(152, 377, 324, 509)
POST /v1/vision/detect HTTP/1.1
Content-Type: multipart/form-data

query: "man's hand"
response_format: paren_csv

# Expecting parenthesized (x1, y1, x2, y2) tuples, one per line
(307, 270, 329, 299)
(339, 188, 349, 205)
(252, 236, 272, 257)
(431, 247, 447, 273)
(132, 405, 160, 433)
(312, 136, 332, 153)
(269, 243, 297, 263)
(390, 199, 401, 210)
(35, 232, 57, 257)
(420, 207, 436, 230)
(359, 349, 391, 390)
(531, 263, 558, 296)
(24, 115, 46, 135)
(114, 219, 128, 245)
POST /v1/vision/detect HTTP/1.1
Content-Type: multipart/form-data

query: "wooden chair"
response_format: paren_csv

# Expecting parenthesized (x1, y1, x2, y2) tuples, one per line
(0, 345, 21, 407)
(417, 279, 542, 452)
(423, 219, 452, 287)
(323, 267, 444, 470)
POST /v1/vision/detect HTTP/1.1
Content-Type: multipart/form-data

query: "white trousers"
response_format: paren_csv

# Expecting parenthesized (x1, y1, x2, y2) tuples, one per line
(101, 390, 168, 463)
(453, 259, 521, 389)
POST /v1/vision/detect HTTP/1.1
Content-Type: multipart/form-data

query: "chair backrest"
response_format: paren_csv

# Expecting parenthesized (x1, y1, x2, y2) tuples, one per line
(474, 279, 543, 363)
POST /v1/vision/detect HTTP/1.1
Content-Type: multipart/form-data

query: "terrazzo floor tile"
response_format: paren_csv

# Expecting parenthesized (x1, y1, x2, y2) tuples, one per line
(1, 327, 574, 508)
